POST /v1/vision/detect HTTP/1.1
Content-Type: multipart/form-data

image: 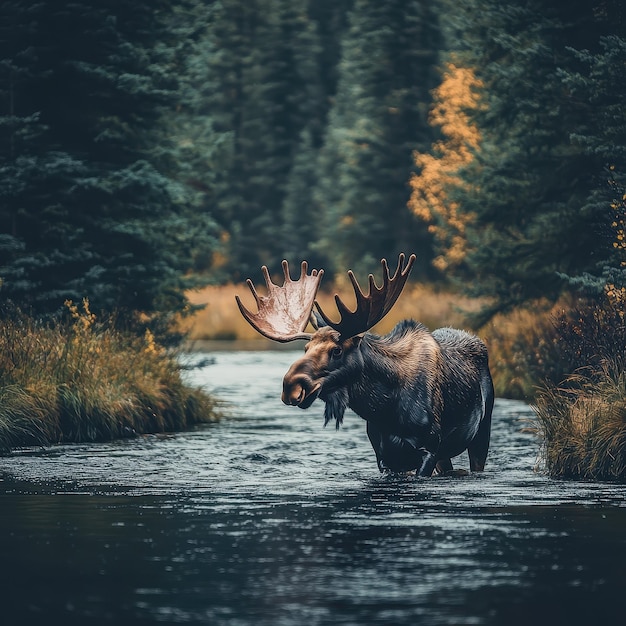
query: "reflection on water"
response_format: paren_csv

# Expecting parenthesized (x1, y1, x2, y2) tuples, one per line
(1, 350, 625, 625)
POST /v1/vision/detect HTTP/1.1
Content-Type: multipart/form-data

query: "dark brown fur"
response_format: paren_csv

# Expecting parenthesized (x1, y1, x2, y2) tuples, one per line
(282, 320, 494, 476)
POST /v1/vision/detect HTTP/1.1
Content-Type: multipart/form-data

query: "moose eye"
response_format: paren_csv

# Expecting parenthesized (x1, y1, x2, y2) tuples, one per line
(331, 346, 343, 359)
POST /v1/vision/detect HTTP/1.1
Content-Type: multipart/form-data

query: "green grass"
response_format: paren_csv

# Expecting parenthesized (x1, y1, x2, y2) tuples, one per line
(0, 301, 219, 452)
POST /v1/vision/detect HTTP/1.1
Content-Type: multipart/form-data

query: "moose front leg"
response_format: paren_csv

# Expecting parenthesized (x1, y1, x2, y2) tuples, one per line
(366, 422, 439, 476)
(366, 421, 390, 473)
(415, 449, 438, 477)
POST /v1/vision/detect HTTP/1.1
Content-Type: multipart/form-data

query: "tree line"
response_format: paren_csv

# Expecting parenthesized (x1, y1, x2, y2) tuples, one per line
(1, 0, 624, 327)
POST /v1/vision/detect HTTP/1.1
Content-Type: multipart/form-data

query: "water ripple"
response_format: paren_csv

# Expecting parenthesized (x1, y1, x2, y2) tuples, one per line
(1, 349, 626, 625)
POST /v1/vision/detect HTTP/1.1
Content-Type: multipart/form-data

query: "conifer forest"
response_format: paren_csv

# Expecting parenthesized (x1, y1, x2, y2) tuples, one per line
(1, 0, 624, 324)
(4, 8, 626, 625)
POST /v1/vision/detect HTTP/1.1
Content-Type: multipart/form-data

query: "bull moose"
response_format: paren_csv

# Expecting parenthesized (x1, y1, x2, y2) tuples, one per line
(236, 254, 494, 477)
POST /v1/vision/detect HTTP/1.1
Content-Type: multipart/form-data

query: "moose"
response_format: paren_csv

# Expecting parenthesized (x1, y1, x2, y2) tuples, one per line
(236, 254, 494, 477)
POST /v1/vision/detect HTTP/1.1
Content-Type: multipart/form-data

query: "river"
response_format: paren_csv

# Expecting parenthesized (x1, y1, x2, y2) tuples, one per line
(1, 348, 625, 625)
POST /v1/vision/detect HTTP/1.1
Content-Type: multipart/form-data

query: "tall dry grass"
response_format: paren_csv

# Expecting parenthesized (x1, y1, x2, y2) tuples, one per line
(0, 301, 219, 452)
(182, 282, 480, 341)
(529, 298, 626, 480)
(534, 359, 626, 480)
(479, 299, 574, 400)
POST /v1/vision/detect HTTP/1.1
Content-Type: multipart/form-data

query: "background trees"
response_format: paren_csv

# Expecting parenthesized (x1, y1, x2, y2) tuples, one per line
(559, 32, 626, 301)
(1, 0, 625, 330)
(313, 0, 441, 278)
(0, 1, 217, 323)
(202, 0, 343, 280)
(412, 0, 626, 319)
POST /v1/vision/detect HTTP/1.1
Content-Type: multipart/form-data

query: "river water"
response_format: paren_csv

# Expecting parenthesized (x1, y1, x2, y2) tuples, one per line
(1, 348, 625, 625)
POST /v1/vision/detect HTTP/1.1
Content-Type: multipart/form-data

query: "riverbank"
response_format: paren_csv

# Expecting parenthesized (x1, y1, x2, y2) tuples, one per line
(0, 301, 219, 452)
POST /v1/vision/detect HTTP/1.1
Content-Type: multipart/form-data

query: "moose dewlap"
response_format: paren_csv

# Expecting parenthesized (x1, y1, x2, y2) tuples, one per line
(236, 254, 494, 477)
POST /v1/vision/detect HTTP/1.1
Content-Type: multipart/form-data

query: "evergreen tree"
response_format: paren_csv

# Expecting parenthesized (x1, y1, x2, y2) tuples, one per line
(315, 0, 441, 278)
(306, 0, 354, 106)
(0, 1, 213, 323)
(279, 0, 354, 272)
(163, 0, 223, 276)
(204, 0, 328, 280)
(280, 128, 328, 271)
(436, 0, 626, 319)
(559, 28, 626, 299)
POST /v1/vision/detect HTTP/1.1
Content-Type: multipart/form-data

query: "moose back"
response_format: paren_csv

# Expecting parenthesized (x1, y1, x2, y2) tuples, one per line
(236, 254, 494, 477)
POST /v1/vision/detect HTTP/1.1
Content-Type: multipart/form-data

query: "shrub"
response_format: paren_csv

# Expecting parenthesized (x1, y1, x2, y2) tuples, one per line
(531, 296, 626, 480)
(481, 293, 626, 401)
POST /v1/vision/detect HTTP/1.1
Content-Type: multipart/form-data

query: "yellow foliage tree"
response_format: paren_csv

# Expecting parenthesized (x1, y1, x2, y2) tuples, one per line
(606, 172, 626, 311)
(408, 62, 483, 271)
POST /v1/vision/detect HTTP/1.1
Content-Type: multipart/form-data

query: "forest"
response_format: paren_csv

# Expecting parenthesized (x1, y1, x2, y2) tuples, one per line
(1, 0, 625, 477)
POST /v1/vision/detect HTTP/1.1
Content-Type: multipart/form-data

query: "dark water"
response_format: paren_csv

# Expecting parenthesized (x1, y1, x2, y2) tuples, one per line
(1, 349, 625, 625)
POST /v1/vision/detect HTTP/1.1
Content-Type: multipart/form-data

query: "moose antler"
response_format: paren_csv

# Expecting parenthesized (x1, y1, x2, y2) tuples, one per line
(235, 260, 324, 342)
(315, 253, 416, 339)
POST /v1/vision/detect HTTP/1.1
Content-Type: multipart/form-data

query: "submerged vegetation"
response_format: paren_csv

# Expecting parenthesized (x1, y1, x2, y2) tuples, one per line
(0, 301, 219, 453)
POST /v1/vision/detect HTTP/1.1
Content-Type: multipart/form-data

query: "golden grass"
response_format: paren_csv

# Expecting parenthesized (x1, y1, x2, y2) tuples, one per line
(0, 302, 219, 452)
(533, 359, 626, 480)
(479, 300, 565, 400)
(182, 282, 481, 341)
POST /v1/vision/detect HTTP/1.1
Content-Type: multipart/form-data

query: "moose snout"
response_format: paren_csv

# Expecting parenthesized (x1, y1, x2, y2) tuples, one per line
(282, 372, 321, 408)
(282, 379, 306, 406)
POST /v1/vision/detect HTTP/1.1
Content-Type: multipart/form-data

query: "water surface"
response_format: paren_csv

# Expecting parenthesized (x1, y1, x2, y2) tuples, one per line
(1, 349, 625, 625)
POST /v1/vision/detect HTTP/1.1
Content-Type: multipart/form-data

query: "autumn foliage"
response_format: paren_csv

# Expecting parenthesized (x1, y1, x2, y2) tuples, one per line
(408, 62, 483, 271)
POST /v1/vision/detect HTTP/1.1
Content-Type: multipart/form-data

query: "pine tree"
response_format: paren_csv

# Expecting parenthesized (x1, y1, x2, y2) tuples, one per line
(0, 1, 212, 323)
(203, 0, 328, 280)
(279, 0, 354, 273)
(434, 0, 625, 319)
(559, 29, 626, 300)
(315, 0, 441, 278)
(162, 0, 223, 276)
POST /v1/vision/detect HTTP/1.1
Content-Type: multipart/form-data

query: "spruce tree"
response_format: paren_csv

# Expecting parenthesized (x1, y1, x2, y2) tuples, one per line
(280, 128, 330, 271)
(436, 0, 626, 319)
(279, 0, 353, 272)
(204, 0, 328, 280)
(163, 0, 223, 276)
(314, 0, 441, 278)
(559, 28, 626, 299)
(0, 1, 211, 323)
